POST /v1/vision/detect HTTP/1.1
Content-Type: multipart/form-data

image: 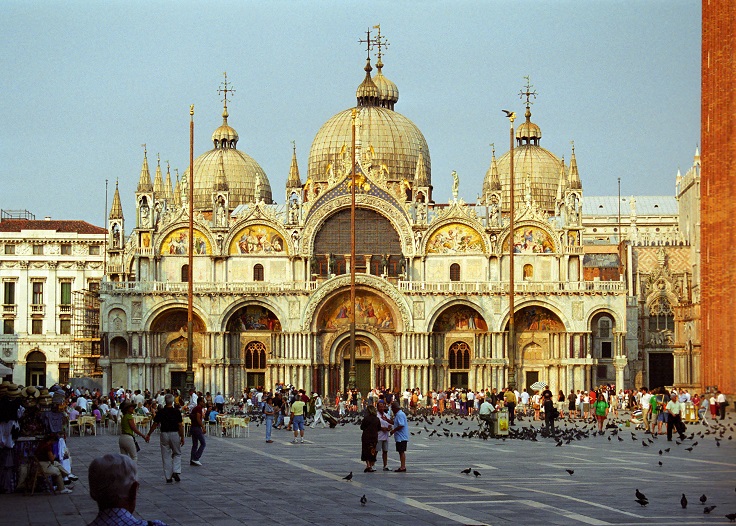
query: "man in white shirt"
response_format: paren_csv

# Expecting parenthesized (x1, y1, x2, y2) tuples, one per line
(310, 393, 327, 428)
(716, 390, 727, 420)
(76, 395, 88, 414)
(640, 388, 652, 433)
(188, 389, 198, 411)
(376, 400, 393, 471)
(520, 390, 530, 411)
(402, 389, 411, 410)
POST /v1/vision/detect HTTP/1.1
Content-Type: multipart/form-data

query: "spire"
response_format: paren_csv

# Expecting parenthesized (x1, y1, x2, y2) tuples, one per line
(153, 154, 164, 194)
(173, 170, 182, 206)
(286, 141, 302, 188)
(137, 145, 153, 192)
(556, 156, 567, 201)
(488, 144, 500, 190)
(109, 180, 124, 219)
(568, 141, 582, 190)
(413, 152, 429, 187)
(694, 145, 700, 166)
(214, 152, 229, 191)
(164, 162, 174, 201)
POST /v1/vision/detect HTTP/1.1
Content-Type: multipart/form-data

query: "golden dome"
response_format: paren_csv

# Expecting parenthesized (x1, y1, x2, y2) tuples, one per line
(485, 106, 565, 213)
(308, 58, 429, 186)
(493, 146, 563, 214)
(183, 110, 272, 210)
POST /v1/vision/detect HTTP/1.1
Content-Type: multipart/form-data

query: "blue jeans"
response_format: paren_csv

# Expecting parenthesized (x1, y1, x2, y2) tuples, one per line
(265, 416, 273, 440)
(190, 427, 206, 461)
(276, 413, 284, 428)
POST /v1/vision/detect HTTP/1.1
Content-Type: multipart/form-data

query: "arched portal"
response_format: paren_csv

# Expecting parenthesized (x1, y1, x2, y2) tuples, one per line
(431, 304, 488, 390)
(508, 306, 565, 392)
(224, 304, 282, 392)
(26, 350, 46, 387)
(337, 337, 377, 395)
(150, 309, 206, 391)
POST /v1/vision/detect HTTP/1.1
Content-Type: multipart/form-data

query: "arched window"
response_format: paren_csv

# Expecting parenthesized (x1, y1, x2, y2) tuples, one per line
(181, 264, 189, 282)
(450, 263, 461, 282)
(244, 341, 267, 369)
(648, 297, 674, 331)
(523, 264, 533, 281)
(253, 264, 264, 282)
(449, 341, 470, 369)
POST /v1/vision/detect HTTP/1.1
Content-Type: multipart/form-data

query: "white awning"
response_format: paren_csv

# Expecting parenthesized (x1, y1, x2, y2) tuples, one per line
(0, 364, 12, 376)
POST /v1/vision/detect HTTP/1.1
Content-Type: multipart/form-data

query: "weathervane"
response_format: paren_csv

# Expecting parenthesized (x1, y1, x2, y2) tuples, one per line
(358, 27, 377, 59)
(141, 143, 147, 155)
(218, 71, 236, 109)
(372, 24, 390, 66)
(489, 143, 495, 156)
(519, 75, 538, 107)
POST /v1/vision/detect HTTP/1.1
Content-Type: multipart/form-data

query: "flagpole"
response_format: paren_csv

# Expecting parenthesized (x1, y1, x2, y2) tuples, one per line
(348, 108, 357, 390)
(507, 111, 517, 391)
(186, 105, 195, 391)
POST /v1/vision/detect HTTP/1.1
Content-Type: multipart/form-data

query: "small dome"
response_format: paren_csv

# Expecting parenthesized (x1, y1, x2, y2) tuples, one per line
(516, 107, 542, 145)
(373, 71, 399, 107)
(183, 110, 272, 210)
(356, 59, 379, 101)
(492, 146, 563, 214)
(212, 108, 239, 147)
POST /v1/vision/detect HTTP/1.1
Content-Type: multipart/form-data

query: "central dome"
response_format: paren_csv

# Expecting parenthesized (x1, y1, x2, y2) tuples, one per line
(308, 59, 430, 186)
(183, 108, 272, 210)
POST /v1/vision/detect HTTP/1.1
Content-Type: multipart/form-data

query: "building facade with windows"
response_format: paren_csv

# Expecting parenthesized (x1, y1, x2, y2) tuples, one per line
(0, 211, 106, 386)
(99, 51, 646, 397)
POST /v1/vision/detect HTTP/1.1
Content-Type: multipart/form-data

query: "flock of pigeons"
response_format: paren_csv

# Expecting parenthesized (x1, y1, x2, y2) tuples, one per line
(320, 410, 736, 519)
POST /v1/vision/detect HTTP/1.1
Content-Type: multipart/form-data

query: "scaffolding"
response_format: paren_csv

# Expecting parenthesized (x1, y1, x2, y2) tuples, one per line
(71, 290, 102, 378)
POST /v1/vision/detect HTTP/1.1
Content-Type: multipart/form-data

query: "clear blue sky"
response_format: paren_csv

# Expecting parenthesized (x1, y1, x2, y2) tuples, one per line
(0, 0, 700, 226)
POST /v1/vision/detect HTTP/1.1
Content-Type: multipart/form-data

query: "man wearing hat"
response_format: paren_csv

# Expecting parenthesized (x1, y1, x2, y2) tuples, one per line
(310, 393, 327, 429)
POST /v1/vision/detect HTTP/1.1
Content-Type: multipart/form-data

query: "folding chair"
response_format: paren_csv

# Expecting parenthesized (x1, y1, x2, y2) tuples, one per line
(26, 457, 56, 496)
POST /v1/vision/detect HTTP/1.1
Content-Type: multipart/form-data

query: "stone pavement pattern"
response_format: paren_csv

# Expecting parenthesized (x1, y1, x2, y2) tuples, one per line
(4, 414, 736, 526)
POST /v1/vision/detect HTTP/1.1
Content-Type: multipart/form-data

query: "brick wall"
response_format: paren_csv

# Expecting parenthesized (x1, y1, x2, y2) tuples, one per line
(701, 1, 736, 395)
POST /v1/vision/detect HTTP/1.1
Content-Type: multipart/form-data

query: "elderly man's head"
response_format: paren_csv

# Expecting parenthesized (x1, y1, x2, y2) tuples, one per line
(164, 393, 175, 406)
(88, 454, 139, 512)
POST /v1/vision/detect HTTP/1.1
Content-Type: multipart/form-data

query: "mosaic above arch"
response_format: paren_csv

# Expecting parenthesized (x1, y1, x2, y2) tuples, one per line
(503, 226, 555, 254)
(432, 305, 488, 332)
(161, 228, 211, 255)
(227, 305, 282, 332)
(426, 223, 484, 254)
(229, 224, 287, 255)
(514, 306, 564, 332)
(318, 290, 394, 331)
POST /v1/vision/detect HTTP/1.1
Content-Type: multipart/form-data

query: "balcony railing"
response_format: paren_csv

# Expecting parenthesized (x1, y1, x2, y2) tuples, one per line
(398, 280, 626, 294)
(2, 304, 16, 315)
(101, 280, 319, 295)
(58, 304, 72, 314)
(101, 278, 625, 296)
(30, 303, 45, 315)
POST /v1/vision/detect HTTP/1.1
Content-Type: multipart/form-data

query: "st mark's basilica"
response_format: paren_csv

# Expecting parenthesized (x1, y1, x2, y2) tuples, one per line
(98, 34, 699, 397)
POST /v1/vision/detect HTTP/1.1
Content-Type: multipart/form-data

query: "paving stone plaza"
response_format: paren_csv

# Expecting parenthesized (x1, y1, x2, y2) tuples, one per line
(5, 412, 735, 526)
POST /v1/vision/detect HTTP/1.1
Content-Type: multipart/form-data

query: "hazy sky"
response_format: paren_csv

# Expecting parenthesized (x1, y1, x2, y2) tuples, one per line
(0, 1, 700, 226)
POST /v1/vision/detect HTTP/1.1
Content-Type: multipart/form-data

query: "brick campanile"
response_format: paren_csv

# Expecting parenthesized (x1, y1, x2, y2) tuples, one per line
(701, 1, 735, 395)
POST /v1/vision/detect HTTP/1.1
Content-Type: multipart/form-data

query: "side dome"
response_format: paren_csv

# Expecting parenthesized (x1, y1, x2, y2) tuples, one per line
(308, 58, 429, 186)
(183, 109, 272, 210)
(485, 108, 562, 213)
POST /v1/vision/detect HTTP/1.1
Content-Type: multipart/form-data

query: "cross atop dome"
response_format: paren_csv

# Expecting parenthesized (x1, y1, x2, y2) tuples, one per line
(372, 24, 390, 70)
(218, 71, 236, 118)
(358, 27, 378, 61)
(519, 75, 538, 109)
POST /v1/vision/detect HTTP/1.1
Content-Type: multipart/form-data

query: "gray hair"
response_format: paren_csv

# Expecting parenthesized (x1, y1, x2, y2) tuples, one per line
(164, 393, 175, 405)
(88, 454, 137, 507)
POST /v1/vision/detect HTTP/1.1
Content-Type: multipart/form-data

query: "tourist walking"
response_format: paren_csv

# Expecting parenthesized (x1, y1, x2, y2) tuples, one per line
(593, 390, 609, 433)
(189, 397, 206, 466)
(145, 394, 184, 483)
(716, 391, 727, 420)
(389, 400, 408, 472)
(310, 393, 327, 429)
(503, 387, 516, 426)
(264, 395, 275, 443)
(666, 392, 686, 441)
(360, 405, 381, 472)
(119, 401, 146, 462)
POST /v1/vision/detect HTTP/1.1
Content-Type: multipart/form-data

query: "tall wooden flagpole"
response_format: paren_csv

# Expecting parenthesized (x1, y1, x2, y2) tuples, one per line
(186, 104, 195, 391)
